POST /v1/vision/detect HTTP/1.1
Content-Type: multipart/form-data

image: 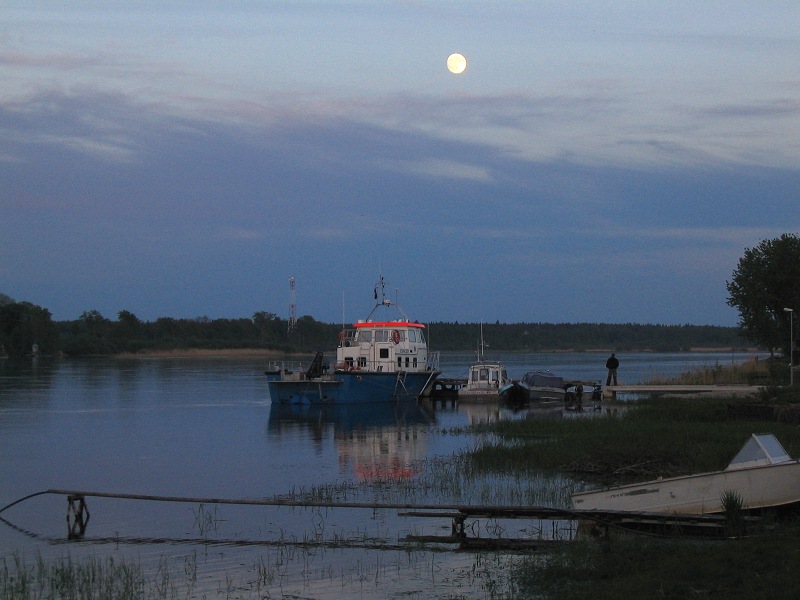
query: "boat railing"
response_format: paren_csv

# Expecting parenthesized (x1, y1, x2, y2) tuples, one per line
(331, 356, 437, 373)
(332, 359, 400, 372)
(265, 360, 307, 373)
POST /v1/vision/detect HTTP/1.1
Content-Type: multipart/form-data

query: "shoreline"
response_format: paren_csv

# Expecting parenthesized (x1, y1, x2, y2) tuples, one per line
(114, 348, 292, 359)
(108, 347, 764, 359)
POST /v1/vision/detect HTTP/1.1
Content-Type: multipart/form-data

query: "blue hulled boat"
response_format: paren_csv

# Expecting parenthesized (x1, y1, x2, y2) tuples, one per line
(265, 278, 440, 404)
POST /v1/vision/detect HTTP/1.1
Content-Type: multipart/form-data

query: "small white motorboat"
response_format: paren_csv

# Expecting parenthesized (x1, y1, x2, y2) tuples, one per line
(571, 433, 800, 514)
(458, 328, 511, 402)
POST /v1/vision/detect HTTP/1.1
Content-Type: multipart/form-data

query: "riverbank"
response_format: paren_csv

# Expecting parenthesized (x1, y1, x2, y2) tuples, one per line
(113, 347, 759, 358)
(472, 392, 800, 599)
(114, 348, 290, 359)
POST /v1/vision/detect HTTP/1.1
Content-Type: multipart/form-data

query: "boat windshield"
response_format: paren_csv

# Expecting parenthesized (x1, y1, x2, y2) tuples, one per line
(726, 433, 792, 470)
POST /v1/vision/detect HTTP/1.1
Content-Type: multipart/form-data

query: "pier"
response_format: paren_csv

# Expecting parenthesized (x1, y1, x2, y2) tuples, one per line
(1, 489, 751, 548)
(603, 384, 762, 399)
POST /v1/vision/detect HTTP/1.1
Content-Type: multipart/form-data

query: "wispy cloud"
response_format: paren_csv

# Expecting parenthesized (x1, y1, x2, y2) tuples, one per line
(387, 158, 493, 182)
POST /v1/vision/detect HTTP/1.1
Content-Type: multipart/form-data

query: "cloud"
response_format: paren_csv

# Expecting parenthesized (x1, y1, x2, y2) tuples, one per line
(0, 51, 98, 70)
(387, 158, 493, 182)
(698, 99, 800, 119)
(2, 89, 797, 325)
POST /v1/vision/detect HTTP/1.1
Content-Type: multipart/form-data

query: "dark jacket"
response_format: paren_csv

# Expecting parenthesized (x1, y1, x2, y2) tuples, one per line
(606, 356, 619, 369)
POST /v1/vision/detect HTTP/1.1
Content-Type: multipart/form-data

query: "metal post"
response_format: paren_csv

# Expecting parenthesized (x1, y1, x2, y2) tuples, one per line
(784, 308, 794, 386)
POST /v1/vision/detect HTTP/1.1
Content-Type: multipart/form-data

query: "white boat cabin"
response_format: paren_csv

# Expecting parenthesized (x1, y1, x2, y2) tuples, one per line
(465, 361, 509, 393)
(335, 320, 430, 373)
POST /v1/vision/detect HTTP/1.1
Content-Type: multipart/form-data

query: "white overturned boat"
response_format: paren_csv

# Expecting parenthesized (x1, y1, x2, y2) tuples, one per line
(571, 433, 800, 514)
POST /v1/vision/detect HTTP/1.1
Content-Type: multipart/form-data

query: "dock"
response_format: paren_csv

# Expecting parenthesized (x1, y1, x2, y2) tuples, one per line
(1, 489, 753, 547)
(603, 384, 762, 399)
(427, 377, 466, 399)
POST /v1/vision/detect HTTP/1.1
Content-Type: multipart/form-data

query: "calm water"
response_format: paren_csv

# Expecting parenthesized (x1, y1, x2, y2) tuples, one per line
(0, 351, 762, 598)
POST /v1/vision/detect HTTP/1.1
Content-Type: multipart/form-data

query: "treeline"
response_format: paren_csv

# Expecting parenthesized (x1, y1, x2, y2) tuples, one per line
(1, 295, 753, 358)
(425, 321, 749, 352)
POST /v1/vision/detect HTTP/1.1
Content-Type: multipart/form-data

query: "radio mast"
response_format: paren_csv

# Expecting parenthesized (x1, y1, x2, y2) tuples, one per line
(288, 276, 297, 334)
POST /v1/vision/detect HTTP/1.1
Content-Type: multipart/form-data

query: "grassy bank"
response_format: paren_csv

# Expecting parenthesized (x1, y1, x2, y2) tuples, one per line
(515, 521, 800, 600)
(466, 385, 800, 599)
(468, 394, 800, 482)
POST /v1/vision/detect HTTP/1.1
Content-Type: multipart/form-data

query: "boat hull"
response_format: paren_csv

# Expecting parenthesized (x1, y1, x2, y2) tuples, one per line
(265, 369, 439, 404)
(458, 390, 502, 403)
(499, 381, 565, 404)
(571, 461, 800, 514)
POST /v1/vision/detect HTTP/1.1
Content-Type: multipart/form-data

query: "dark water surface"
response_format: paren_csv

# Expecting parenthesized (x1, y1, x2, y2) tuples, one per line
(0, 351, 762, 598)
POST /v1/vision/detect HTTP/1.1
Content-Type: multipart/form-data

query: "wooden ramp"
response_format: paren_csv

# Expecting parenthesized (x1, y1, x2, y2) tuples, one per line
(604, 384, 762, 398)
(1, 489, 751, 547)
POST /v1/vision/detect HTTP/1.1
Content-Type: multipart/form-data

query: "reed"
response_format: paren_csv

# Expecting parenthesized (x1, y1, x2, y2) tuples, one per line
(466, 396, 800, 483)
(0, 552, 293, 600)
(514, 519, 800, 599)
(1, 554, 151, 600)
(646, 357, 771, 385)
(721, 489, 746, 537)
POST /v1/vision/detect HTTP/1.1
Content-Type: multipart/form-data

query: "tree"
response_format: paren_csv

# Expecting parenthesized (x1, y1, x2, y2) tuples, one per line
(0, 301, 60, 356)
(726, 233, 800, 355)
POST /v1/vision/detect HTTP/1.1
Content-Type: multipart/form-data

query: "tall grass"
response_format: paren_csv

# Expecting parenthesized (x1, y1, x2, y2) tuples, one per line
(1, 554, 148, 600)
(467, 396, 800, 484)
(647, 356, 776, 385)
(514, 520, 800, 600)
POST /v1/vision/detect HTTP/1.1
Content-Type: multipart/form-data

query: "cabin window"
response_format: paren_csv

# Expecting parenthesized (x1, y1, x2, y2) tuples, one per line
(379, 348, 389, 358)
(375, 330, 388, 343)
(407, 329, 417, 343)
(356, 330, 373, 344)
(358, 357, 367, 368)
(417, 330, 425, 343)
(480, 368, 489, 381)
(413, 357, 418, 368)
(397, 357, 402, 368)
(405, 357, 410, 368)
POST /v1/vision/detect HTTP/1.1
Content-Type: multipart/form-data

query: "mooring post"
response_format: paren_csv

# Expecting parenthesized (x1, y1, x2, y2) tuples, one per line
(67, 494, 90, 539)
(451, 512, 466, 539)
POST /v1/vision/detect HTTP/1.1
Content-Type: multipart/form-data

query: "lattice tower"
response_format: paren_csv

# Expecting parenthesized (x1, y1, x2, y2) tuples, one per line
(288, 277, 297, 334)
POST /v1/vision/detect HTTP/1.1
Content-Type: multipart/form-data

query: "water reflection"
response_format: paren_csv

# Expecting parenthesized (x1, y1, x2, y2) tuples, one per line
(267, 399, 435, 434)
(267, 401, 436, 482)
(0, 352, 765, 600)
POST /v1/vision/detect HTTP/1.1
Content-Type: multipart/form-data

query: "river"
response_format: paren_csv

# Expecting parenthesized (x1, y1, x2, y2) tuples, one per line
(0, 350, 762, 598)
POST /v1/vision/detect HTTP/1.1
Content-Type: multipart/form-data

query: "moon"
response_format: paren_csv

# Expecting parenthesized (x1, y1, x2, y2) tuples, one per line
(446, 53, 467, 74)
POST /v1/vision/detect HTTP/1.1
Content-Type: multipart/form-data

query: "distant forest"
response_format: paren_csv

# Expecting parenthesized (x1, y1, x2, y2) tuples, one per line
(0, 295, 755, 357)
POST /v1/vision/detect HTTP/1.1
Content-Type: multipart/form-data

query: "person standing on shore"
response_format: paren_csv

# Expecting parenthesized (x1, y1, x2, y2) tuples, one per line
(605, 353, 619, 386)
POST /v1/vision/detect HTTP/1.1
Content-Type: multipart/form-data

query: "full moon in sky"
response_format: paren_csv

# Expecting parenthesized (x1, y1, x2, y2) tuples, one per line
(446, 53, 467, 74)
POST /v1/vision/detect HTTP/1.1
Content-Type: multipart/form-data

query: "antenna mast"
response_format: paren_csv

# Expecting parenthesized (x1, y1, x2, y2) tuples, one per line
(288, 276, 297, 334)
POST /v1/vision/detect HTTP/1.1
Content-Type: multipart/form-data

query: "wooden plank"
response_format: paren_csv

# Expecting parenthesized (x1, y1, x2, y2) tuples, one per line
(604, 384, 761, 398)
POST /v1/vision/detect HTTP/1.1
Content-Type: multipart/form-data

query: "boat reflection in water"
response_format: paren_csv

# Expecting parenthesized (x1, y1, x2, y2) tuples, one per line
(267, 399, 435, 482)
(457, 399, 568, 426)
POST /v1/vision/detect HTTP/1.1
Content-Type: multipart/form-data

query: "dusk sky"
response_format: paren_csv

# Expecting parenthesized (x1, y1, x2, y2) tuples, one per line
(3, 2, 799, 327)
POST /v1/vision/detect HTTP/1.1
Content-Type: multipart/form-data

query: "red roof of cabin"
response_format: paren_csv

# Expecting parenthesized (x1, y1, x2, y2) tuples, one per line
(352, 321, 425, 328)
